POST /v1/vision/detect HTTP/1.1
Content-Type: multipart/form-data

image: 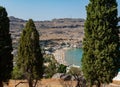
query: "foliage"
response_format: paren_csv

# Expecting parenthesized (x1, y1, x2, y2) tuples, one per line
(43, 54, 55, 63)
(12, 65, 23, 79)
(0, 6, 13, 83)
(43, 54, 58, 78)
(57, 64, 67, 73)
(17, 19, 44, 87)
(82, 0, 120, 86)
(43, 54, 67, 78)
(68, 67, 86, 87)
(68, 67, 82, 76)
(44, 62, 57, 78)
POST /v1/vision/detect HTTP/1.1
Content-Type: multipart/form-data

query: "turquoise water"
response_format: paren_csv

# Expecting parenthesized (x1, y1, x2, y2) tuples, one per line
(65, 48, 83, 66)
(65, 48, 120, 72)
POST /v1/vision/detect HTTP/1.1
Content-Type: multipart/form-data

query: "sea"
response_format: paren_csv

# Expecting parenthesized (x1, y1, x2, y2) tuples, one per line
(65, 48, 82, 66)
(65, 48, 120, 72)
(65, 48, 120, 80)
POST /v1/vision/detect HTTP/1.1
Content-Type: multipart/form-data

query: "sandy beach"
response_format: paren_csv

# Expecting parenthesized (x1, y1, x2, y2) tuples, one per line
(53, 47, 70, 65)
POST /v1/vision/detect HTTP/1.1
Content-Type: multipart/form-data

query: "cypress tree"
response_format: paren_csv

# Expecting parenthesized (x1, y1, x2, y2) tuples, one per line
(0, 6, 13, 87)
(82, 0, 120, 86)
(17, 19, 44, 87)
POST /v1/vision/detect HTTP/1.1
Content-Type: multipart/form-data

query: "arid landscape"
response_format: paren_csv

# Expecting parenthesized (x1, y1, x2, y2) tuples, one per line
(10, 16, 84, 49)
(0, 0, 120, 87)
(9, 16, 120, 87)
(4, 79, 120, 87)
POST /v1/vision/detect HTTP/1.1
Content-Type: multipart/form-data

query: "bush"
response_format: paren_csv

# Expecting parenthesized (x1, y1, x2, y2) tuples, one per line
(57, 64, 67, 73)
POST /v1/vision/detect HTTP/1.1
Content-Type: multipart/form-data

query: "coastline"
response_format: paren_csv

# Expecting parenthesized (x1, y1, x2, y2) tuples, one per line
(52, 47, 82, 66)
(53, 47, 120, 81)
(52, 47, 70, 65)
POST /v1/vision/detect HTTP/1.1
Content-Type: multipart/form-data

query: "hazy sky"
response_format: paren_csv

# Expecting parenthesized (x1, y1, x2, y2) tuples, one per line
(0, 0, 120, 21)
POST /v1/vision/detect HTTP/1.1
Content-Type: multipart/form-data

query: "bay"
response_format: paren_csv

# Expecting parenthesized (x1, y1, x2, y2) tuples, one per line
(65, 48, 120, 72)
(65, 48, 82, 66)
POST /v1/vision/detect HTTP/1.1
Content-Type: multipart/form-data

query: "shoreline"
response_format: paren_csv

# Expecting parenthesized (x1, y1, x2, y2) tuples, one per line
(52, 47, 82, 66)
(53, 47, 120, 81)
(52, 47, 70, 65)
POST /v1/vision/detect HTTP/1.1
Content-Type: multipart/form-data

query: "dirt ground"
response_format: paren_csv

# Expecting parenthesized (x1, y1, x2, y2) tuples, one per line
(3, 79, 120, 87)
(8, 79, 77, 87)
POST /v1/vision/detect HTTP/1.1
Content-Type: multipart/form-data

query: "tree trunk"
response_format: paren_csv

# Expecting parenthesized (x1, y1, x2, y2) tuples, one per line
(76, 79, 81, 87)
(28, 79, 33, 87)
(97, 82, 101, 87)
(0, 81, 3, 87)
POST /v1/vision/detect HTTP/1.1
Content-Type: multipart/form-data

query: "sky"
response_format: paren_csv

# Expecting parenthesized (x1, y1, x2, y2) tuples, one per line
(0, 0, 120, 21)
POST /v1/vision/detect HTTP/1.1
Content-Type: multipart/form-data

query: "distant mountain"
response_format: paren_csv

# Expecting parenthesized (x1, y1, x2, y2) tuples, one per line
(10, 16, 85, 49)
(9, 16, 26, 30)
(9, 16, 27, 22)
(9, 16, 85, 30)
(36, 18, 85, 29)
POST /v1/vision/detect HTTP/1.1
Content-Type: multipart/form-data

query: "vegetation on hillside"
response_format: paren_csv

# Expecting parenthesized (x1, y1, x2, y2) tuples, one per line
(43, 54, 67, 78)
(43, 54, 58, 78)
(68, 67, 86, 87)
(1, 1, 120, 87)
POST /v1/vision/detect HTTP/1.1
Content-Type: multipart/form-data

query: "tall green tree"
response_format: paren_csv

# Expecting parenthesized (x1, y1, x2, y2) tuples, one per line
(82, 0, 120, 87)
(17, 19, 44, 87)
(0, 6, 13, 87)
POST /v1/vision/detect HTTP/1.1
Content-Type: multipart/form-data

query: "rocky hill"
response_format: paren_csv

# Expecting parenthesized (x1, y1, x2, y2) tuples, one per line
(9, 16, 84, 30)
(10, 16, 84, 51)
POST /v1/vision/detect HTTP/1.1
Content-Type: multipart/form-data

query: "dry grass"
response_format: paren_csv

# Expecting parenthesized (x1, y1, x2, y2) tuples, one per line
(4, 79, 120, 87)
(112, 80, 120, 85)
(8, 79, 77, 87)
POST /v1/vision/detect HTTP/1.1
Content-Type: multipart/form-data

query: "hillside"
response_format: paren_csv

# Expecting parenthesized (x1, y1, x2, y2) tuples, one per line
(10, 16, 84, 53)
(9, 16, 84, 30)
